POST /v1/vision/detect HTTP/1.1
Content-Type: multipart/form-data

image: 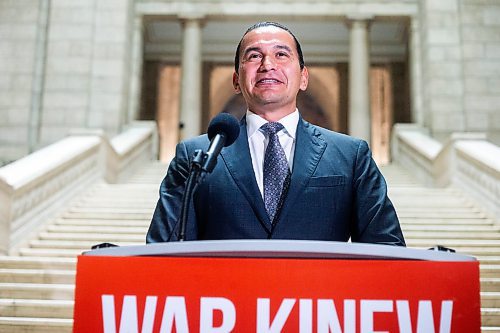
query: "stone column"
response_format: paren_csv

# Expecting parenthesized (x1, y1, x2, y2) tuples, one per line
(179, 16, 204, 140)
(409, 17, 423, 127)
(347, 16, 372, 143)
(127, 15, 144, 124)
(29, 0, 51, 153)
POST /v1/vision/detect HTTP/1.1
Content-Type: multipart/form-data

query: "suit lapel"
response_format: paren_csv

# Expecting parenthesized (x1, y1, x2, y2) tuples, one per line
(220, 119, 272, 233)
(275, 118, 327, 225)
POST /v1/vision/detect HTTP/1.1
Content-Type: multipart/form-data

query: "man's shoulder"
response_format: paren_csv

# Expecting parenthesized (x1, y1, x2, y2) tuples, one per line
(180, 134, 210, 149)
(303, 120, 365, 148)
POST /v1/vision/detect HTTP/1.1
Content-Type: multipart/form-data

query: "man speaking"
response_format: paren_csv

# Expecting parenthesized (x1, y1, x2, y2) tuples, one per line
(147, 22, 405, 246)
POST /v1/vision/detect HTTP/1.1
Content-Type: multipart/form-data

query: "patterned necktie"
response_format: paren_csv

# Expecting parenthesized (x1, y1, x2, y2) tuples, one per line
(261, 122, 291, 224)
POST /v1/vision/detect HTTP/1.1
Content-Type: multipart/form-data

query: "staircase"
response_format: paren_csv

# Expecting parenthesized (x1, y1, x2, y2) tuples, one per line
(382, 164, 500, 332)
(0, 161, 499, 332)
(0, 162, 167, 332)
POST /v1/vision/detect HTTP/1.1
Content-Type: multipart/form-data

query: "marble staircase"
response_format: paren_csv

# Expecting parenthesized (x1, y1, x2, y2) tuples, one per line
(0, 162, 499, 332)
(0, 162, 166, 333)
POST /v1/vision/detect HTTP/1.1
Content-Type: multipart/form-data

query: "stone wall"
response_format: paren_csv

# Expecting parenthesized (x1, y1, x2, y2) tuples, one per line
(418, 0, 465, 141)
(418, 0, 500, 144)
(0, 0, 136, 165)
(0, 0, 42, 164)
(460, 0, 500, 145)
(42, 0, 135, 146)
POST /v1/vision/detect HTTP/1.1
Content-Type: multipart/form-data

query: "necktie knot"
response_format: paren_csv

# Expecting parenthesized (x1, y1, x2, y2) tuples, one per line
(261, 122, 284, 136)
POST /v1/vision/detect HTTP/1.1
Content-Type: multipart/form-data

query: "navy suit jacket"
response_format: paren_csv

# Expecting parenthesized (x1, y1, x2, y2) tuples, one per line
(147, 117, 405, 246)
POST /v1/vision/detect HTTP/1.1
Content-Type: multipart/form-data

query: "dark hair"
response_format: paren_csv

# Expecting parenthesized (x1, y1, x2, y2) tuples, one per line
(234, 21, 305, 73)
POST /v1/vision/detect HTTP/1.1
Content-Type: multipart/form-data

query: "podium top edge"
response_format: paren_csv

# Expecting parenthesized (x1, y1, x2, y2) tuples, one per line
(83, 240, 476, 262)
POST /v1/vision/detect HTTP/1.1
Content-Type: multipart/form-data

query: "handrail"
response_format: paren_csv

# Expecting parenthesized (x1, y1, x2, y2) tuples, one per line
(0, 121, 157, 254)
(392, 124, 499, 218)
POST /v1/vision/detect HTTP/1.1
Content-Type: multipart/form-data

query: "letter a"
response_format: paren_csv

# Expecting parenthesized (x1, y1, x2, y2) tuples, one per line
(101, 295, 157, 333)
(160, 296, 190, 333)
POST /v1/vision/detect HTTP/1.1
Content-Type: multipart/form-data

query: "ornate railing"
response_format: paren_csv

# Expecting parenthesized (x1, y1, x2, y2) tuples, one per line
(392, 124, 500, 219)
(0, 121, 157, 254)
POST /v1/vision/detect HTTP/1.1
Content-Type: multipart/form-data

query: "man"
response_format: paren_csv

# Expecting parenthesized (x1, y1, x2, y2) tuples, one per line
(147, 22, 405, 246)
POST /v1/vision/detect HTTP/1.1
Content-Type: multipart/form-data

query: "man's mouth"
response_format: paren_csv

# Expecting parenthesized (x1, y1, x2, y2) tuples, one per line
(256, 78, 282, 85)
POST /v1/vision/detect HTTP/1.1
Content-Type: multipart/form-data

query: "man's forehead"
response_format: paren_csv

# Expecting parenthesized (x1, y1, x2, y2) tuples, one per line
(240, 26, 295, 50)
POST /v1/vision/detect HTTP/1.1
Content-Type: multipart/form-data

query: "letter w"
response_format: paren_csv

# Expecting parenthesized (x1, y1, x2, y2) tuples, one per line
(102, 295, 157, 333)
(396, 300, 453, 333)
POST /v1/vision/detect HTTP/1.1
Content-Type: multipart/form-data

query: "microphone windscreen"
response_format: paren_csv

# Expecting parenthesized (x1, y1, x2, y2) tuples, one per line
(207, 113, 240, 146)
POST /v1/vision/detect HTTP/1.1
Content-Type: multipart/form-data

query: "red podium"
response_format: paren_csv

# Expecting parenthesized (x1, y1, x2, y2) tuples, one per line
(73, 240, 480, 332)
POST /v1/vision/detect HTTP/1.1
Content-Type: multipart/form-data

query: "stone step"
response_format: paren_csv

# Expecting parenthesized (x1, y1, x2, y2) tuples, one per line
(398, 211, 487, 218)
(72, 201, 156, 208)
(406, 239, 500, 248)
(67, 207, 154, 214)
(481, 265, 500, 278)
(448, 248, 500, 256)
(398, 207, 482, 214)
(399, 218, 495, 225)
(482, 292, 500, 308)
(0, 269, 75, 284)
(18, 248, 87, 258)
(0, 317, 72, 333)
(91, 183, 159, 189)
(37, 232, 145, 242)
(47, 225, 149, 234)
(482, 278, 500, 292)
(28, 239, 139, 250)
(53, 218, 149, 227)
(403, 225, 500, 232)
(480, 258, 500, 265)
(60, 211, 151, 219)
(0, 256, 76, 270)
(482, 308, 500, 326)
(0, 283, 74, 300)
(403, 231, 500, 240)
(0, 299, 73, 318)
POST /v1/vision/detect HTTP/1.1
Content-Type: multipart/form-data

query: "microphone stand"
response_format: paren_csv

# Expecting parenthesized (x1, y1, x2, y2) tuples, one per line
(177, 133, 228, 241)
(178, 149, 205, 242)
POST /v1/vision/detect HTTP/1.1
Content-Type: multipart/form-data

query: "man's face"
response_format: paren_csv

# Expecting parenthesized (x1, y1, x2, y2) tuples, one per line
(233, 26, 308, 117)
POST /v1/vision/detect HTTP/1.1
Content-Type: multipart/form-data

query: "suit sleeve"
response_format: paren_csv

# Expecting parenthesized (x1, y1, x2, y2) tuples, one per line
(146, 142, 198, 243)
(350, 140, 406, 246)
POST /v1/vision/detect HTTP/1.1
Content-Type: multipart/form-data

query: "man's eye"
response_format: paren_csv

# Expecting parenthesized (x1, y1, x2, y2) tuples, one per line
(248, 53, 261, 60)
(277, 52, 289, 58)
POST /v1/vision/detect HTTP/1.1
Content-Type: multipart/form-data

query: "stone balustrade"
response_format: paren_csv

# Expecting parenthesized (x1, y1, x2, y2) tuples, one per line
(392, 123, 500, 219)
(107, 122, 158, 183)
(0, 121, 157, 254)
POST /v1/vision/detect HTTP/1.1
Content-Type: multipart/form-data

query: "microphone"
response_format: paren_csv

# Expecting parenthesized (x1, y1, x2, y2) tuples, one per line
(202, 113, 240, 173)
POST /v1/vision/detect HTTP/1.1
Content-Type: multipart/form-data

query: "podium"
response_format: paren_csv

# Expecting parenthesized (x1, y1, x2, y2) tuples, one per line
(73, 240, 480, 332)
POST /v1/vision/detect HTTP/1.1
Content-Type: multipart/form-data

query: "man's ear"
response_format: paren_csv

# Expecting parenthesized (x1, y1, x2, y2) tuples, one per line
(233, 72, 241, 93)
(299, 66, 309, 91)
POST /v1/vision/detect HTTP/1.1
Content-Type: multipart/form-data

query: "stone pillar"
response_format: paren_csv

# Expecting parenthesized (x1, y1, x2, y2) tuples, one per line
(409, 17, 424, 127)
(29, 0, 51, 153)
(179, 16, 204, 140)
(347, 16, 372, 143)
(419, 0, 464, 140)
(128, 15, 144, 124)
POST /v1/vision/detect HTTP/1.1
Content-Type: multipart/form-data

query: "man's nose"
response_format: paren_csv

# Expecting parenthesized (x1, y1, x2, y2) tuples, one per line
(259, 55, 276, 71)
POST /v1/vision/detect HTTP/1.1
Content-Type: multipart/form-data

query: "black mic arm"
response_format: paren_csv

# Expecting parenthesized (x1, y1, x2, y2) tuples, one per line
(177, 134, 226, 241)
(177, 149, 204, 242)
(176, 113, 240, 242)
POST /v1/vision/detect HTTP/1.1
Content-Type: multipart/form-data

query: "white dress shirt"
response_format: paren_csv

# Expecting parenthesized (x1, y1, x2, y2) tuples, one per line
(246, 109, 299, 197)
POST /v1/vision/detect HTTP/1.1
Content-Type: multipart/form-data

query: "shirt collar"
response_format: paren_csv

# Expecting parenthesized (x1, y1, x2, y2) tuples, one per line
(246, 109, 299, 139)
